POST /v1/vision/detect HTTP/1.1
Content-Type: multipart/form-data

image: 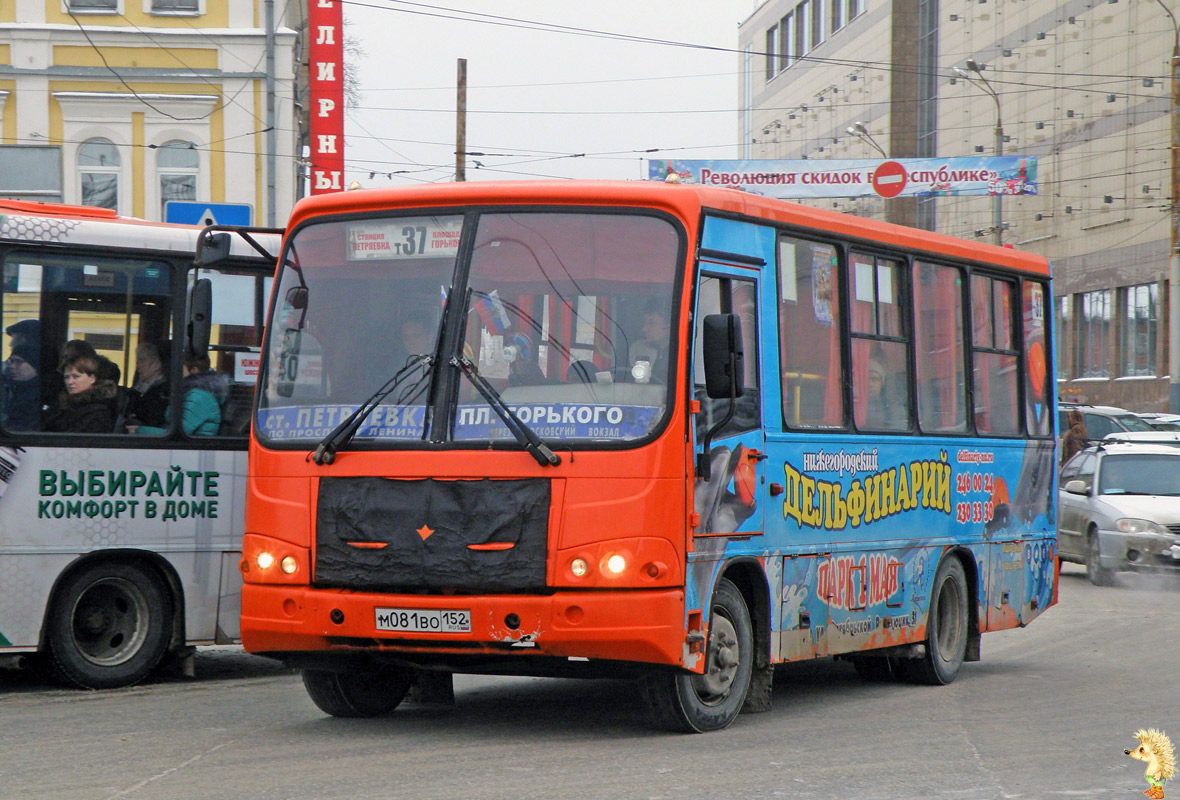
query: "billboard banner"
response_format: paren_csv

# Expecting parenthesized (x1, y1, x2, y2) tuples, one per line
(648, 157, 1036, 199)
(308, 0, 345, 194)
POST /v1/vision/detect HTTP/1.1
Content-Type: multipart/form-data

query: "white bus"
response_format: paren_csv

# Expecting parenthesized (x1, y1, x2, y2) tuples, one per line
(0, 201, 279, 688)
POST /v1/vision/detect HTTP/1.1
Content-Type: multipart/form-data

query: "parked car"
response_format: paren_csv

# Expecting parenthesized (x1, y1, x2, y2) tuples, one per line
(1057, 403, 1156, 440)
(1058, 442, 1180, 585)
(1135, 412, 1180, 432)
(1105, 431, 1180, 445)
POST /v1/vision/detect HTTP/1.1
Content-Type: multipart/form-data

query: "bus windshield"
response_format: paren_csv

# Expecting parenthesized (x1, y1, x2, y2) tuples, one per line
(257, 210, 682, 446)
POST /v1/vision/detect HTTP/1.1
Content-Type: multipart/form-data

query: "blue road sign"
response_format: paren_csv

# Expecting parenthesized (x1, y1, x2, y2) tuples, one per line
(165, 201, 253, 226)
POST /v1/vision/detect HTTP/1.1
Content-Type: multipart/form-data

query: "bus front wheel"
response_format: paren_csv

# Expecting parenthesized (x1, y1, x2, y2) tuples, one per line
(641, 578, 753, 733)
(46, 561, 173, 689)
(302, 668, 413, 718)
(904, 555, 969, 685)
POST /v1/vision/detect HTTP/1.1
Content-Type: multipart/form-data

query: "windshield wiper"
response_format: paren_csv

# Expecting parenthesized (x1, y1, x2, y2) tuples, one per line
(311, 355, 434, 465)
(452, 355, 561, 467)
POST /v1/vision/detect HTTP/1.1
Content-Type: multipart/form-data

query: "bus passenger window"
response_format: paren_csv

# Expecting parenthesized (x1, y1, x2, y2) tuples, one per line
(778, 237, 842, 428)
(3, 251, 172, 436)
(850, 254, 910, 432)
(1022, 281, 1051, 436)
(913, 261, 967, 432)
(196, 268, 270, 437)
(971, 274, 1019, 435)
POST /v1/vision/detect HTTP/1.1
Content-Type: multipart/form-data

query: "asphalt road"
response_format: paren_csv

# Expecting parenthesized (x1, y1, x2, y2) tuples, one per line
(0, 563, 1167, 800)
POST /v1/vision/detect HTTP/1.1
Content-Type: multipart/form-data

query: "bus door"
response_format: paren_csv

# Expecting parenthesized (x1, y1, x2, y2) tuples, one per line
(691, 267, 764, 538)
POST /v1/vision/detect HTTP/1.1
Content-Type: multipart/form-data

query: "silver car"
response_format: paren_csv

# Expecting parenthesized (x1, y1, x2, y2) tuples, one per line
(1058, 442, 1180, 585)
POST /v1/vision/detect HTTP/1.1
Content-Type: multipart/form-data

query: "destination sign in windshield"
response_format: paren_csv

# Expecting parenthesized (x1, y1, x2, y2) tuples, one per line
(346, 217, 462, 261)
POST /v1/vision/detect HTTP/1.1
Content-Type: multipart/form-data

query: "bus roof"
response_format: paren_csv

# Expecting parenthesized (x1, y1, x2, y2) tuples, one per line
(285, 180, 1051, 278)
(0, 200, 280, 262)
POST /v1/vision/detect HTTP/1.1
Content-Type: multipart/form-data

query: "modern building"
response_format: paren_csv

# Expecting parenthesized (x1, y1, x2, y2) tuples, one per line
(0, 0, 300, 226)
(739, 0, 1176, 410)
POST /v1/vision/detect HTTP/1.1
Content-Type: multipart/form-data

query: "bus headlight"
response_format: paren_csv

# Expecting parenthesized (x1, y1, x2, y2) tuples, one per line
(242, 534, 309, 585)
(570, 558, 589, 577)
(605, 554, 627, 575)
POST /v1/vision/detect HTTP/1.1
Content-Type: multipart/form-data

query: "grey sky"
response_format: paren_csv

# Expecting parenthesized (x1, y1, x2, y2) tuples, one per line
(342, 1, 756, 187)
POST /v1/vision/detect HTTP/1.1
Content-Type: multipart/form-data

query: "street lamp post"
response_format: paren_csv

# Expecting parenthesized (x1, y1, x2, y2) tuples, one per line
(847, 121, 887, 158)
(955, 60, 1004, 245)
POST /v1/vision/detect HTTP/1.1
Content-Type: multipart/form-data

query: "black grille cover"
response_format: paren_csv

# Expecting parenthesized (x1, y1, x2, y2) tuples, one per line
(315, 477, 551, 593)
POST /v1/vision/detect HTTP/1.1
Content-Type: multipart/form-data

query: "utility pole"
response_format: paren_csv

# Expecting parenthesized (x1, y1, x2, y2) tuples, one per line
(455, 58, 467, 183)
(265, 0, 276, 225)
(1161, 0, 1180, 411)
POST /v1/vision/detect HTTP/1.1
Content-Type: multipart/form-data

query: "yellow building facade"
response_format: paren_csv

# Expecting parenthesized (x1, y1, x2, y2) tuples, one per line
(0, 0, 298, 225)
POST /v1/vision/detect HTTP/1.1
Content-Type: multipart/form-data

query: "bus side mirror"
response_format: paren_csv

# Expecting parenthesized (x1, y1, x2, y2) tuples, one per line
(196, 231, 232, 267)
(702, 313, 744, 399)
(186, 278, 212, 360)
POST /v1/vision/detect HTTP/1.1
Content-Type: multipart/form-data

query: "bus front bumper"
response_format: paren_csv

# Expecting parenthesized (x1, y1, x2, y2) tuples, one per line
(241, 584, 689, 669)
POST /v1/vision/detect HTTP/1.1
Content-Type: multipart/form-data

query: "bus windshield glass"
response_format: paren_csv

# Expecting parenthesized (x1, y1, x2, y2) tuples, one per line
(256, 209, 682, 446)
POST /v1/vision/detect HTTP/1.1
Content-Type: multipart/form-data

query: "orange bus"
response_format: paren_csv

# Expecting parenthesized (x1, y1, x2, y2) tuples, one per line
(239, 181, 1057, 731)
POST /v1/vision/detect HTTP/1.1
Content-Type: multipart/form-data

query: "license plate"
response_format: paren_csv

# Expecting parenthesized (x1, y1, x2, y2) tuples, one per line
(374, 607, 471, 633)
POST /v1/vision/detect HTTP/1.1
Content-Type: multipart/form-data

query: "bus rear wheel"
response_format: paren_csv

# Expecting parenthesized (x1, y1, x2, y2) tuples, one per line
(302, 668, 413, 718)
(46, 561, 173, 689)
(641, 578, 753, 733)
(904, 556, 969, 685)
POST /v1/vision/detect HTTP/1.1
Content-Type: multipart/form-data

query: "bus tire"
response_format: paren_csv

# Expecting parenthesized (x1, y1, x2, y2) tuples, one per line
(45, 561, 173, 690)
(302, 668, 413, 718)
(906, 556, 969, 685)
(640, 578, 753, 733)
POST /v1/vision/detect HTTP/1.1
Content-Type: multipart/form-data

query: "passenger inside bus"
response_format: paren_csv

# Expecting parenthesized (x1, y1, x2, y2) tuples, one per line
(3, 343, 42, 431)
(506, 332, 546, 387)
(628, 301, 670, 383)
(865, 348, 906, 429)
(56, 340, 120, 421)
(6, 318, 39, 349)
(45, 355, 116, 433)
(125, 341, 170, 428)
(130, 355, 227, 437)
(397, 317, 434, 366)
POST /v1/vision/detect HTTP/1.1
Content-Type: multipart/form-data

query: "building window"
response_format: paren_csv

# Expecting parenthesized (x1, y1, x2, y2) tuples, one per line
(1120, 282, 1157, 377)
(779, 14, 794, 69)
(1077, 289, 1111, 378)
(832, 0, 846, 33)
(158, 140, 198, 218)
(796, 0, 811, 56)
(848, 0, 866, 20)
(765, 26, 778, 80)
(1056, 295, 1071, 379)
(78, 139, 120, 211)
(68, 0, 117, 10)
(151, 0, 198, 11)
(811, 0, 826, 47)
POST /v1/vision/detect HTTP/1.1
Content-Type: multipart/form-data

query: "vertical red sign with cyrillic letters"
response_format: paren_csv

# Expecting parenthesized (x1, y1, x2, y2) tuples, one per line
(308, 0, 344, 194)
